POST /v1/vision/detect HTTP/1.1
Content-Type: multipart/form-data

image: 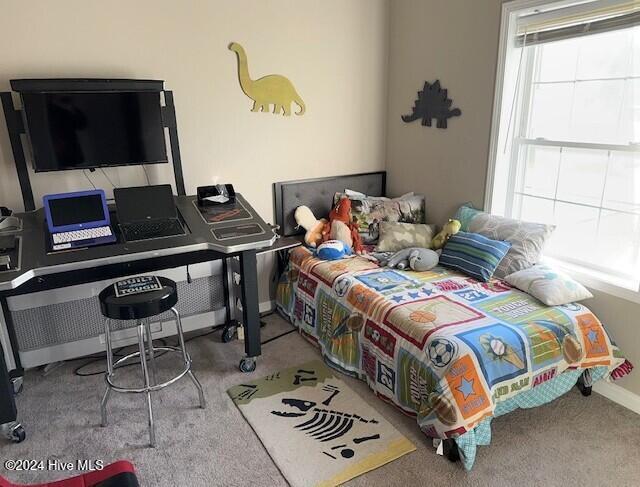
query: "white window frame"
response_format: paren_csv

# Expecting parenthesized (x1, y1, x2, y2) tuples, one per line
(486, 0, 640, 304)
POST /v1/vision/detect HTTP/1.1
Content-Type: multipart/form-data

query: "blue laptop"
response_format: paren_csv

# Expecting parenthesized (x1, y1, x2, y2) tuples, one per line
(43, 189, 117, 251)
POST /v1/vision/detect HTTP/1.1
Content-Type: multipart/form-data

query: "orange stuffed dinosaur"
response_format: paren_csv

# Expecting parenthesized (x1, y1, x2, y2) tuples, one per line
(322, 197, 364, 254)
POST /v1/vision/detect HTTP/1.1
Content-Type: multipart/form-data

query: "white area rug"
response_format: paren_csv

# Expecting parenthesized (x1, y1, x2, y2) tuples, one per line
(228, 360, 415, 487)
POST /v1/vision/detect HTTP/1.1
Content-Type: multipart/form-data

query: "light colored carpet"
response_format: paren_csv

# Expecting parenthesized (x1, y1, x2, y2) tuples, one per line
(1, 314, 638, 487)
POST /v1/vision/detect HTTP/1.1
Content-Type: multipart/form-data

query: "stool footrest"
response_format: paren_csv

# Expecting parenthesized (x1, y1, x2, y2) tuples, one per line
(99, 299, 206, 448)
(106, 346, 192, 394)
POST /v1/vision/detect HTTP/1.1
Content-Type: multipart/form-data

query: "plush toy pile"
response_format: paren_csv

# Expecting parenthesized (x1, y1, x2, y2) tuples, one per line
(294, 195, 460, 266)
(294, 190, 461, 271)
(294, 197, 363, 258)
(370, 218, 461, 270)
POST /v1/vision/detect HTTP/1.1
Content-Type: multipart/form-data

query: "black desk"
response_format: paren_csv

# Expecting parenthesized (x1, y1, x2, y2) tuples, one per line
(0, 194, 277, 443)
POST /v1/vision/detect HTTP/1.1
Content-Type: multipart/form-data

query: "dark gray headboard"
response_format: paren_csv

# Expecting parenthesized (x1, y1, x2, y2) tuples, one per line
(273, 171, 386, 237)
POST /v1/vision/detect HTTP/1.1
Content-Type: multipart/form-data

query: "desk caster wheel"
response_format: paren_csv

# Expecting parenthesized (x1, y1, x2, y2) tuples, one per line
(222, 322, 238, 343)
(11, 424, 26, 443)
(239, 357, 256, 373)
(3, 422, 26, 443)
(11, 377, 24, 396)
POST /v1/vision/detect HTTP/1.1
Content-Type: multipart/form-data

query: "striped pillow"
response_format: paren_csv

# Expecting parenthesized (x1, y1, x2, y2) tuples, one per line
(440, 231, 511, 282)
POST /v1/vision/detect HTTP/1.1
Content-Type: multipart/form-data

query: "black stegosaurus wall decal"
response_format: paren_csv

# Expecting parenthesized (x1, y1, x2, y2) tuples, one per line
(402, 80, 461, 129)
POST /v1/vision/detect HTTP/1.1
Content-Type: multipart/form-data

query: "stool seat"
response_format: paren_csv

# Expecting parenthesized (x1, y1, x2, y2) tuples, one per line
(99, 276, 178, 321)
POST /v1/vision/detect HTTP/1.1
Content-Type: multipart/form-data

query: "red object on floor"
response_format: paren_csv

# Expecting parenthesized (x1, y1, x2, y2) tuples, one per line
(0, 460, 138, 487)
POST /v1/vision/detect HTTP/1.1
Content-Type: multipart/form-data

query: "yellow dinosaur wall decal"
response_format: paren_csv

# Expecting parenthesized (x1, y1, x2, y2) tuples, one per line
(228, 42, 306, 116)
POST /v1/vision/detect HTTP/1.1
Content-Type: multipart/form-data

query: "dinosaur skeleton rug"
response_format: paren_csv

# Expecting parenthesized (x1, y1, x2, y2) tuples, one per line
(228, 360, 415, 487)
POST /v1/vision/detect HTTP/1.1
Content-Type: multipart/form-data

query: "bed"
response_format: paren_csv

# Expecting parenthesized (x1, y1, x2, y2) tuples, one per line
(272, 172, 633, 470)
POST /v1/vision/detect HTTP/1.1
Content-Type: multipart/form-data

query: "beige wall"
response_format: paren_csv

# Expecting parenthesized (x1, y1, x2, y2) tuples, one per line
(386, 0, 640, 396)
(0, 0, 389, 303)
(0, 0, 388, 217)
(585, 291, 640, 394)
(386, 0, 503, 225)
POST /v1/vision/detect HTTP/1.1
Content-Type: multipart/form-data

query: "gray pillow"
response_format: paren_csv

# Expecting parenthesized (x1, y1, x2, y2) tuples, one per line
(457, 206, 555, 278)
(375, 222, 436, 252)
(334, 192, 426, 245)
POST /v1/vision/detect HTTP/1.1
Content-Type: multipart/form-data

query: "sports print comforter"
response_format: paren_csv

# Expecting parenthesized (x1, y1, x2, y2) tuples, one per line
(276, 247, 633, 468)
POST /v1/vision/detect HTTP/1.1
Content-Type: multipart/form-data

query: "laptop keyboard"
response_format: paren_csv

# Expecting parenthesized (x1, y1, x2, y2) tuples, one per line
(52, 226, 113, 244)
(121, 219, 185, 242)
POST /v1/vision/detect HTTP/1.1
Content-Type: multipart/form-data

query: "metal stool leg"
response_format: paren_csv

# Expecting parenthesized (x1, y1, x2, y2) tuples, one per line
(101, 318, 114, 427)
(171, 307, 206, 409)
(144, 318, 157, 386)
(137, 323, 156, 448)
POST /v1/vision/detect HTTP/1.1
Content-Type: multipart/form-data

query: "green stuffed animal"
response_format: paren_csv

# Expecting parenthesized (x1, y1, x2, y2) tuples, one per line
(431, 219, 461, 250)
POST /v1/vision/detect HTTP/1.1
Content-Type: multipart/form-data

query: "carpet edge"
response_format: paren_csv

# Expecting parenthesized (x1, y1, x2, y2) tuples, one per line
(316, 437, 416, 487)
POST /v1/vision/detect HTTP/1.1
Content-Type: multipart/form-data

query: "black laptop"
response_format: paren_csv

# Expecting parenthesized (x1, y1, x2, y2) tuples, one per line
(114, 185, 186, 242)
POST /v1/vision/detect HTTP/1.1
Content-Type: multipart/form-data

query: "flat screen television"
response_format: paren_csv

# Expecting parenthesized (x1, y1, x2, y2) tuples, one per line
(21, 90, 168, 172)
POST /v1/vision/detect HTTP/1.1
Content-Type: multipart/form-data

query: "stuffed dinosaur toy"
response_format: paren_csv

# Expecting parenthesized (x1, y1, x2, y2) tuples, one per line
(322, 197, 364, 254)
(385, 247, 439, 272)
(431, 219, 461, 250)
(295, 198, 365, 255)
(294, 206, 326, 248)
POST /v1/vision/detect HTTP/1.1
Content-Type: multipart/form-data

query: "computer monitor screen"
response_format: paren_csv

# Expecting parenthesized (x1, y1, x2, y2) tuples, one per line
(48, 194, 105, 228)
(22, 91, 168, 172)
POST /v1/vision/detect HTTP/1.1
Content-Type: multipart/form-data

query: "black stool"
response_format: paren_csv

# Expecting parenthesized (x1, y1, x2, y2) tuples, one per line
(98, 276, 206, 447)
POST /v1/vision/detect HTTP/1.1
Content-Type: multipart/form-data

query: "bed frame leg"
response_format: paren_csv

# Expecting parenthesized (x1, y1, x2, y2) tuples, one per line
(443, 438, 460, 463)
(576, 369, 592, 397)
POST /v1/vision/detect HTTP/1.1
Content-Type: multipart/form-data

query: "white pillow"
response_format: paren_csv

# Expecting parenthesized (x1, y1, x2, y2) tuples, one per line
(344, 188, 368, 198)
(343, 189, 414, 200)
(505, 264, 593, 306)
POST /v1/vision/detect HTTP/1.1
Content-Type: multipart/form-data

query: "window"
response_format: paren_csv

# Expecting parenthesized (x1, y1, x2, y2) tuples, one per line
(488, 0, 640, 296)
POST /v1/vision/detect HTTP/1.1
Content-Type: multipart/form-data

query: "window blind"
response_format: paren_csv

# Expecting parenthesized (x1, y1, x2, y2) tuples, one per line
(515, 0, 640, 46)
